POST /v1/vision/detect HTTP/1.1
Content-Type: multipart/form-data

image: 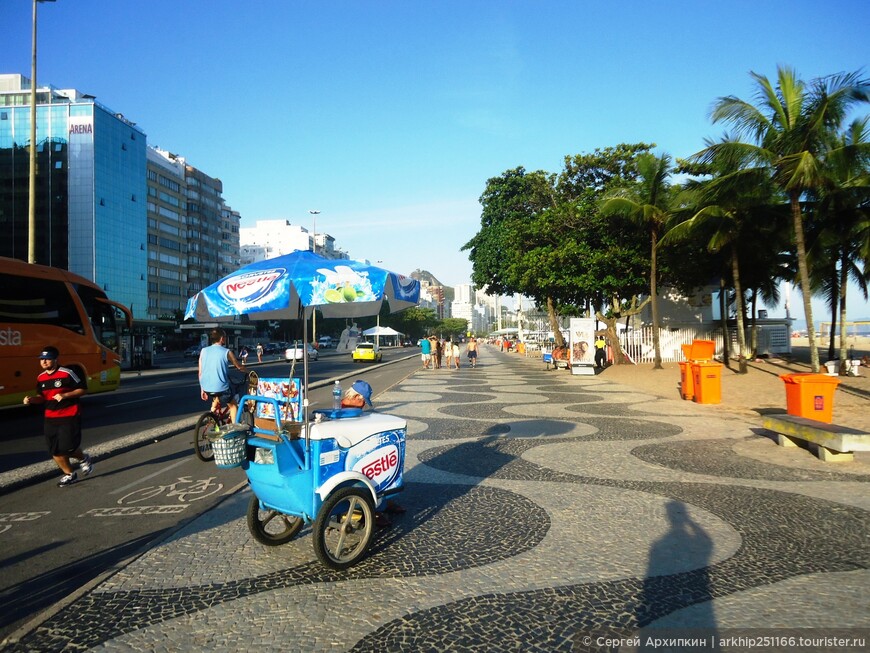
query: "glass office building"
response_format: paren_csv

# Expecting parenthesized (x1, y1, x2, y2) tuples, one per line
(0, 74, 147, 317)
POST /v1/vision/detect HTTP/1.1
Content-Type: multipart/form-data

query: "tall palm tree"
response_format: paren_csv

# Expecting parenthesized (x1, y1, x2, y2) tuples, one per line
(809, 117, 870, 368)
(699, 66, 869, 372)
(601, 152, 674, 369)
(665, 144, 776, 373)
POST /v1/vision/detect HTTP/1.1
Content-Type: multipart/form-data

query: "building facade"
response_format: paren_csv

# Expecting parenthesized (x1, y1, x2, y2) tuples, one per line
(0, 73, 148, 316)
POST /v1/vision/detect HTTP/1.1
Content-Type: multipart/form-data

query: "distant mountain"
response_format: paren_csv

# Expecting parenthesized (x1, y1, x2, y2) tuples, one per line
(411, 269, 454, 303)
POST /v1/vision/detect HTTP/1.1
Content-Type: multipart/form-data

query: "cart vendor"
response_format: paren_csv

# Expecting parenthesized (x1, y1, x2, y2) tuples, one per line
(340, 380, 405, 526)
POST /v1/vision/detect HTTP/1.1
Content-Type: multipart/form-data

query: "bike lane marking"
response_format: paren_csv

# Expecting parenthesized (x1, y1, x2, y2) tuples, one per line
(0, 511, 51, 534)
(109, 457, 189, 496)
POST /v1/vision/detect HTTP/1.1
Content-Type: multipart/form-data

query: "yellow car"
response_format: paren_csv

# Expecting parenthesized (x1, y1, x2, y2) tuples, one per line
(352, 342, 382, 363)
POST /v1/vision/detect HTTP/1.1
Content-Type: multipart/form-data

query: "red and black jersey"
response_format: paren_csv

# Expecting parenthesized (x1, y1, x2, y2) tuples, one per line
(36, 366, 86, 419)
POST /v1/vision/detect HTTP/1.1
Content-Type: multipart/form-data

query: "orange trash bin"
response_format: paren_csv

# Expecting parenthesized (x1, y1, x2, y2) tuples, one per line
(779, 373, 841, 423)
(692, 361, 722, 404)
(678, 361, 694, 400)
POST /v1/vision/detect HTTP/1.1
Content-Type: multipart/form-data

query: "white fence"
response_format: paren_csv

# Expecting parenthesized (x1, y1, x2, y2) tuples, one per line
(621, 322, 792, 364)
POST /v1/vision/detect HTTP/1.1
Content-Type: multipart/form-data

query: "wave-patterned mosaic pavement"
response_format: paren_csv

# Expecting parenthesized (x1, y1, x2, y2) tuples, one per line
(8, 350, 870, 652)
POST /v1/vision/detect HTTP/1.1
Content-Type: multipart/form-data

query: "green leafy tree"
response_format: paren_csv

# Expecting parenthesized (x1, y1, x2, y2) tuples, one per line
(700, 66, 869, 372)
(601, 152, 676, 369)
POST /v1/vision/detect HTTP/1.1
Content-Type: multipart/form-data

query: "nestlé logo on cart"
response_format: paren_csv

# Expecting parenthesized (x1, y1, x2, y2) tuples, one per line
(357, 445, 399, 486)
(218, 268, 284, 304)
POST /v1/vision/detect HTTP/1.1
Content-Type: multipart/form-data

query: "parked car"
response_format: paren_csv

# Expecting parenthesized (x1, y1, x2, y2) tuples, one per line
(317, 336, 334, 349)
(285, 341, 318, 361)
(183, 345, 202, 359)
(352, 342, 382, 363)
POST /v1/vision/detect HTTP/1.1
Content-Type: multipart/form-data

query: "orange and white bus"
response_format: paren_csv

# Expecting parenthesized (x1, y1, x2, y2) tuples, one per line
(0, 257, 133, 408)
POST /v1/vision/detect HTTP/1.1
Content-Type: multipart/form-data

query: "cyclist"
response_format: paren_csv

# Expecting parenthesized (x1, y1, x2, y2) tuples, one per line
(199, 328, 246, 423)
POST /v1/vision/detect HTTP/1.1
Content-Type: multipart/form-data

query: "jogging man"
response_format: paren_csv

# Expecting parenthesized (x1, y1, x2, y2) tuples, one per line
(23, 346, 93, 487)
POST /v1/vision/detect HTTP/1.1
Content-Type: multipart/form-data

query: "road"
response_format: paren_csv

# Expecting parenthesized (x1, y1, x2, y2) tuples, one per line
(0, 350, 419, 640)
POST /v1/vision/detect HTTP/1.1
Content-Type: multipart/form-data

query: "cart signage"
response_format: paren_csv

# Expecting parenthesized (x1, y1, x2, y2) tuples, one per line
(359, 446, 399, 482)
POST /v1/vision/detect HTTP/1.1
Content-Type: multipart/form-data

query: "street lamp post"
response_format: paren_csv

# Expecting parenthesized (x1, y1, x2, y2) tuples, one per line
(308, 210, 321, 344)
(28, 0, 56, 264)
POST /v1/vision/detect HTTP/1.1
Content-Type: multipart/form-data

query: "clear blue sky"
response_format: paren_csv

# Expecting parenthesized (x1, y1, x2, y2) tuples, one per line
(3, 0, 868, 321)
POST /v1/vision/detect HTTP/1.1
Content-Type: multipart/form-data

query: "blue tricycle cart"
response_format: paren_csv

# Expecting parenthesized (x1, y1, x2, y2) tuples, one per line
(186, 251, 420, 570)
(211, 381, 406, 570)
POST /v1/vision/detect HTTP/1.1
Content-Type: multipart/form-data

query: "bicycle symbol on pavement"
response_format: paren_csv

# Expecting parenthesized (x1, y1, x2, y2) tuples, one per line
(117, 476, 224, 505)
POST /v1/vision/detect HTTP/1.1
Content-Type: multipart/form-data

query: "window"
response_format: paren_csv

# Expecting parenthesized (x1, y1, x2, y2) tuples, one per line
(0, 274, 83, 333)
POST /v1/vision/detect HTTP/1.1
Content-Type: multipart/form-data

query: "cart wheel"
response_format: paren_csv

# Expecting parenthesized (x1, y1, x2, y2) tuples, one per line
(247, 496, 304, 546)
(193, 412, 219, 461)
(313, 487, 374, 570)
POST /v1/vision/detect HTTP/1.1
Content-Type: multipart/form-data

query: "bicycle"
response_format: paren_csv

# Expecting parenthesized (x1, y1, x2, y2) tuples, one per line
(194, 369, 259, 462)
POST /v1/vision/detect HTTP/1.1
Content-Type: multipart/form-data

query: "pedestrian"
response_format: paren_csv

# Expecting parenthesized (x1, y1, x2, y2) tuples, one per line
(240, 346, 249, 364)
(420, 335, 432, 369)
(23, 346, 93, 487)
(452, 340, 461, 369)
(466, 337, 479, 368)
(256, 342, 264, 363)
(594, 333, 607, 368)
(443, 339, 454, 369)
(434, 338, 443, 369)
(200, 328, 247, 423)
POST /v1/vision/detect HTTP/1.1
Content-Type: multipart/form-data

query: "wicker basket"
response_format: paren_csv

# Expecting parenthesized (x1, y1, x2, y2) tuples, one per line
(210, 424, 249, 468)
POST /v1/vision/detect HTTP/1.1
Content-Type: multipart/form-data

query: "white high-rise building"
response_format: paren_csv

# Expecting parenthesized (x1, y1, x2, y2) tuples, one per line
(239, 219, 346, 265)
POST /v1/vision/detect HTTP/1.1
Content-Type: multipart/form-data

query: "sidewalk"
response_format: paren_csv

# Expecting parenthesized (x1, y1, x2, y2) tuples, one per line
(5, 348, 869, 651)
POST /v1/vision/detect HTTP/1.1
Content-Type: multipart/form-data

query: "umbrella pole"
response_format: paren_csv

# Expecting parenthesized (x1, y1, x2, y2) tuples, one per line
(303, 311, 310, 469)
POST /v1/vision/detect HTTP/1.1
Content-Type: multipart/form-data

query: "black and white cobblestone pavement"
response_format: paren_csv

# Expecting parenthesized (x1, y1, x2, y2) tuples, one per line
(5, 349, 869, 652)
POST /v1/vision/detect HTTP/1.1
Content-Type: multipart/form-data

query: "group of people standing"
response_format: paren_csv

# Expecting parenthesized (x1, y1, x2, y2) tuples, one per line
(420, 336, 479, 370)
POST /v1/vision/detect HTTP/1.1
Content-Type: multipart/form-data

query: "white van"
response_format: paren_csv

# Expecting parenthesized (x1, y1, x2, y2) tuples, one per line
(317, 336, 334, 349)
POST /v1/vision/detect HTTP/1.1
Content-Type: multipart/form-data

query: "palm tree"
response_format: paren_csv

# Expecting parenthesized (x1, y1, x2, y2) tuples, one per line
(699, 66, 869, 372)
(601, 152, 674, 369)
(665, 144, 777, 373)
(809, 117, 870, 368)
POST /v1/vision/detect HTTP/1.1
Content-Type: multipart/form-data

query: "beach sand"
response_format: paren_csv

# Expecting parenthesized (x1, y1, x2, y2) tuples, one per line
(597, 337, 870, 433)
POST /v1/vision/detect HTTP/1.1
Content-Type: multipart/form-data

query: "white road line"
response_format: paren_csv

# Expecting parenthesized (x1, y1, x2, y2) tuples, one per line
(224, 479, 249, 495)
(106, 396, 164, 408)
(109, 457, 189, 495)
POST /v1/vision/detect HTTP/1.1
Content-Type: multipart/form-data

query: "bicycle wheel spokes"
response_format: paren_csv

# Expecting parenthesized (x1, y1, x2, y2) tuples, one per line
(193, 412, 219, 461)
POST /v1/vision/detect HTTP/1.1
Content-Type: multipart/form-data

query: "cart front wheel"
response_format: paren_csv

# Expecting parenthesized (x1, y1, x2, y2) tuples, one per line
(313, 487, 374, 569)
(247, 496, 304, 546)
(193, 412, 219, 461)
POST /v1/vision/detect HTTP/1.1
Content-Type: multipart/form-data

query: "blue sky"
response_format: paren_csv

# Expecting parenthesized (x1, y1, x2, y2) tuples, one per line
(3, 0, 869, 321)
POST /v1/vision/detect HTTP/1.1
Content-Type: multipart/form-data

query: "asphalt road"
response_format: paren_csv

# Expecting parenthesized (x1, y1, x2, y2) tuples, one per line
(0, 350, 419, 640)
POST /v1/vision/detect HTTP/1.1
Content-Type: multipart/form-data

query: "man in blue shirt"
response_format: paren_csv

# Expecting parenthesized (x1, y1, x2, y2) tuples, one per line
(198, 328, 246, 422)
(420, 335, 432, 369)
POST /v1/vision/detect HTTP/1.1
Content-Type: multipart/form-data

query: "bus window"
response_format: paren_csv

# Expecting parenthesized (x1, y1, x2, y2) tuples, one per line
(76, 285, 120, 351)
(0, 273, 84, 334)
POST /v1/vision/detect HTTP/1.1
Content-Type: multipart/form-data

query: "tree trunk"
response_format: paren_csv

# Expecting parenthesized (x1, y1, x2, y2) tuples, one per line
(731, 247, 748, 374)
(837, 256, 849, 373)
(790, 192, 819, 372)
(546, 296, 565, 348)
(650, 229, 663, 369)
(828, 265, 838, 362)
(719, 276, 730, 368)
(749, 291, 758, 358)
(595, 295, 649, 365)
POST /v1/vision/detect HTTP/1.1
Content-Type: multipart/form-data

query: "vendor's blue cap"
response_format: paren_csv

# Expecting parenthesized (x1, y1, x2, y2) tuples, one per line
(39, 346, 59, 360)
(351, 380, 373, 406)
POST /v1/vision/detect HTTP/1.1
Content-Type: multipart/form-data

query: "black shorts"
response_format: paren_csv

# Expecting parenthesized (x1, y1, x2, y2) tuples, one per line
(468, 350, 478, 359)
(44, 416, 82, 456)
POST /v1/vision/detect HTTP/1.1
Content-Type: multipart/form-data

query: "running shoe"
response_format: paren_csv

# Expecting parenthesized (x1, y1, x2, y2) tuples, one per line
(57, 472, 78, 487)
(79, 454, 93, 476)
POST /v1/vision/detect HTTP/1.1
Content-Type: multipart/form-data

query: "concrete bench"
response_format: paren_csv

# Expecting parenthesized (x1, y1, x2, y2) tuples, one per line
(762, 414, 870, 462)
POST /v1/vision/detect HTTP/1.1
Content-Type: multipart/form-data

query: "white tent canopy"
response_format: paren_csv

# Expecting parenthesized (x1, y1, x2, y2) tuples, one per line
(362, 325, 403, 336)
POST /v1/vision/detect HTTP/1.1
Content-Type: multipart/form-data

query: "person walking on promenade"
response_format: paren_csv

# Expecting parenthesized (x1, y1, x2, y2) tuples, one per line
(420, 335, 432, 369)
(594, 333, 607, 369)
(466, 337, 479, 368)
(452, 340, 461, 369)
(434, 338, 443, 369)
(200, 328, 246, 423)
(443, 339, 454, 369)
(23, 346, 93, 487)
(256, 342, 264, 363)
